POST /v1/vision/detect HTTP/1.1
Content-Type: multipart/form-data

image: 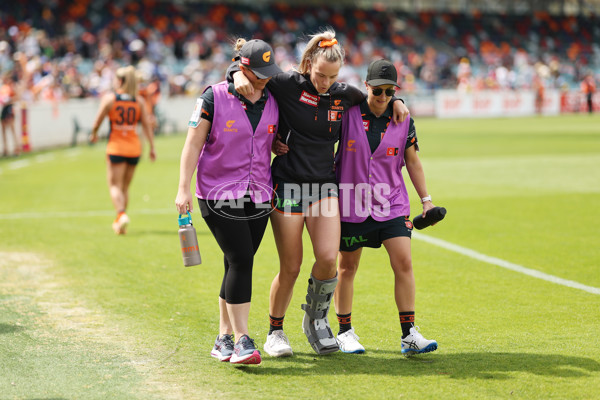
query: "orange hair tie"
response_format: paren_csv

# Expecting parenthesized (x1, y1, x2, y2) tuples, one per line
(318, 38, 338, 48)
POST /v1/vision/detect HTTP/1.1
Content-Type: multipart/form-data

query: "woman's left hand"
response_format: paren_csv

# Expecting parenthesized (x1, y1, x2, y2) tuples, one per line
(272, 137, 289, 156)
(392, 100, 409, 123)
(421, 201, 437, 225)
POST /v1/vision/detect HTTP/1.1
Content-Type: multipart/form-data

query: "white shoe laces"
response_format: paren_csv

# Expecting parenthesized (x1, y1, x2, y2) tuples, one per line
(270, 330, 290, 346)
(339, 328, 361, 342)
(409, 326, 424, 340)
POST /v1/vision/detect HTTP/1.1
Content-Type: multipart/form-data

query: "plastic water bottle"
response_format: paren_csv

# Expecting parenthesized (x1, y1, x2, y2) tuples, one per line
(178, 212, 202, 267)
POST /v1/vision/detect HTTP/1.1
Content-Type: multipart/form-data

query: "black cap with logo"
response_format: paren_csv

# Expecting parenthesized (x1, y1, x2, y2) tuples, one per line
(366, 59, 400, 87)
(237, 39, 283, 79)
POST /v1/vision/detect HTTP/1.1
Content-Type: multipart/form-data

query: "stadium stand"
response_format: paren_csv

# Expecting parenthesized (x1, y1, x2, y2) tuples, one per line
(0, 1, 599, 103)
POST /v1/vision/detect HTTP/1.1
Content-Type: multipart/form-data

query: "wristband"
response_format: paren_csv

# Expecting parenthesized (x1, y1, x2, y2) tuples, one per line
(420, 195, 432, 204)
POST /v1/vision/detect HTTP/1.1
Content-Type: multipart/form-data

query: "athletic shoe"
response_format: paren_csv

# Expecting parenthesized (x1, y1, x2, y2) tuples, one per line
(264, 330, 293, 357)
(336, 328, 365, 354)
(112, 212, 129, 235)
(401, 326, 438, 356)
(230, 335, 261, 365)
(210, 334, 234, 362)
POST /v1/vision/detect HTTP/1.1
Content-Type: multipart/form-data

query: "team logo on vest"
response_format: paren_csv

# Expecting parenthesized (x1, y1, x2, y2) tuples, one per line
(224, 120, 238, 132)
(346, 139, 356, 152)
(206, 180, 278, 220)
(386, 147, 399, 156)
(299, 91, 319, 107)
(362, 120, 370, 131)
(263, 51, 271, 62)
(268, 125, 276, 134)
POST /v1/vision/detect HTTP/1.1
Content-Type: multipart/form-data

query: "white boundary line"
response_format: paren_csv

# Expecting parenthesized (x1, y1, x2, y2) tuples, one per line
(0, 149, 73, 175)
(413, 232, 600, 295)
(1, 209, 597, 295)
(0, 208, 175, 220)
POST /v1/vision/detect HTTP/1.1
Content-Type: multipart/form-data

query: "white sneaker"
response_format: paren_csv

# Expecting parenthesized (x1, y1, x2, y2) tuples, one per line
(401, 326, 438, 356)
(264, 330, 293, 357)
(336, 328, 365, 354)
(112, 213, 129, 235)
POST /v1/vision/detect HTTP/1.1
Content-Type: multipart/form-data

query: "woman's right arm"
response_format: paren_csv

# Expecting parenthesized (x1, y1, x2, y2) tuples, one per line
(175, 118, 211, 214)
(89, 94, 114, 143)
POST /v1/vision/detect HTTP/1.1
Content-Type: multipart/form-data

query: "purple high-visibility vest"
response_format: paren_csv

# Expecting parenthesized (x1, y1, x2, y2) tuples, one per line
(196, 81, 278, 202)
(336, 105, 410, 222)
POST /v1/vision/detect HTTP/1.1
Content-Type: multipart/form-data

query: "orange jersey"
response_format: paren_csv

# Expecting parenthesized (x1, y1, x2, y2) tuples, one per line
(581, 79, 596, 94)
(106, 93, 142, 157)
(0, 83, 16, 105)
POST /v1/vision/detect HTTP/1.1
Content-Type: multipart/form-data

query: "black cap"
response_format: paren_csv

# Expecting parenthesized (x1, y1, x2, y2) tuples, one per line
(238, 39, 283, 79)
(366, 59, 400, 87)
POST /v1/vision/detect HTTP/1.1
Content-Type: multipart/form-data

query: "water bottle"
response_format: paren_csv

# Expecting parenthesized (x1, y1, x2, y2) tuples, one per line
(178, 212, 202, 267)
(412, 206, 447, 230)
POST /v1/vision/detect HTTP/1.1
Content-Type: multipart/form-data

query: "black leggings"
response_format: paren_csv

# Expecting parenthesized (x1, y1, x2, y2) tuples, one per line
(199, 198, 269, 304)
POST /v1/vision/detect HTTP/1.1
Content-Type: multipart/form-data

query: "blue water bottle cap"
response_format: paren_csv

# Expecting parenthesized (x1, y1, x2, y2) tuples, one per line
(178, 211, 192, 226)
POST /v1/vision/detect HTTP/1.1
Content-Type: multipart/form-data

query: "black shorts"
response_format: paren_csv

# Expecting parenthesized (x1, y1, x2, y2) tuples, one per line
(272, 178, 338, 215)
(108, 155, 140, 165)
(340, 215, 413, 252)
(1, 104, 14, 121)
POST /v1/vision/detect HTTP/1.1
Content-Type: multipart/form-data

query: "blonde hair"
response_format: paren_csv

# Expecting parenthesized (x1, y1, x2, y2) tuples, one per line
(298, 28, 344, 75)
(116, 65, 138, 98)
(234, 38, 247, 53)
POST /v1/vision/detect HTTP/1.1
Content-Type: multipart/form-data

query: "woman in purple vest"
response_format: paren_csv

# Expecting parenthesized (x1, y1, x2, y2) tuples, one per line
(334, 59, 438, 356)
(175, 39, 282, 365)
(229, 29, 409, 357)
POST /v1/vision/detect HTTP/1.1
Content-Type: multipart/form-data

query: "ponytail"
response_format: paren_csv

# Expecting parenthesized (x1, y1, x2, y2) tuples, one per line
(115, 66, 138, 98)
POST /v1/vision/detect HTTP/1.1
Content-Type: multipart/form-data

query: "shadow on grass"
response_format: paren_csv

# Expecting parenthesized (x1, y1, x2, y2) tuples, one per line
(235, 350, 600, 379)
(0, 323, 25, 334)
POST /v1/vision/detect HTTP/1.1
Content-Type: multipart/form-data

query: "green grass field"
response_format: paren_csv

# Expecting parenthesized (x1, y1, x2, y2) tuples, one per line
(1, 114, 599, 399)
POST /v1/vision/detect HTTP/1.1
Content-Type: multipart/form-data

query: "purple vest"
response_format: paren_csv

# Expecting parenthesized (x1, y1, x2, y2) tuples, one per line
(196, 82, 278, 202)
(336, 106, 410, 222)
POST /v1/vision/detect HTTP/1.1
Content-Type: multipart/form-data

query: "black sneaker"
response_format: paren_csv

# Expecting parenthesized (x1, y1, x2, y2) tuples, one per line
(210, 334, 234, 361)
(230, 335, 261, 365)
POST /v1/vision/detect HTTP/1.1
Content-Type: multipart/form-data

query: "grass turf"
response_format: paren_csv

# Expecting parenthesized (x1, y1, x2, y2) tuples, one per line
(0, 114, 599, 399)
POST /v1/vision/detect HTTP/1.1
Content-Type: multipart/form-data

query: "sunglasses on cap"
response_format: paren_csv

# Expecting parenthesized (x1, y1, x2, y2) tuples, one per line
(371, 87, 396, 96)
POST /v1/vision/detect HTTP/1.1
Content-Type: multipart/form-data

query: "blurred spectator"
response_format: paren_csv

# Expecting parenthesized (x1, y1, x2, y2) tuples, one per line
(0, 2, 598, 102)
(532, 73, 545, 114)
(580, 73, 596, 113)
(0, 72, 20, 156)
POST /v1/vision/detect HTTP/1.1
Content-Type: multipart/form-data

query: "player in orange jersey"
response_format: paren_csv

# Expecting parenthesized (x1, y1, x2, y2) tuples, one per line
(91, 66, 156, 234)
(138, 75, 160, 136)
(581, 73, 596, 114)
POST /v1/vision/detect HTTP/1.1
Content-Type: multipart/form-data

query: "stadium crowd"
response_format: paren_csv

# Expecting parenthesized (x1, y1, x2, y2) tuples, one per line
(0, 0, 599, 103)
